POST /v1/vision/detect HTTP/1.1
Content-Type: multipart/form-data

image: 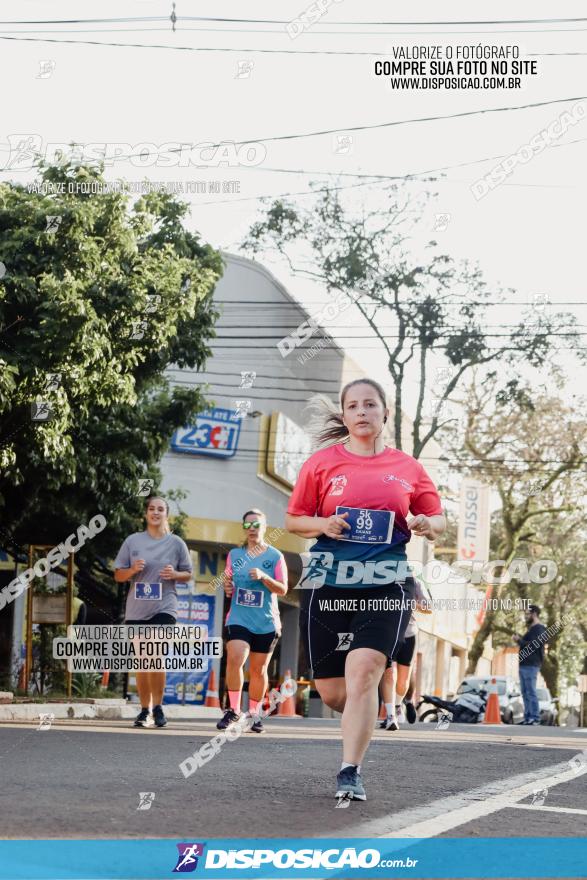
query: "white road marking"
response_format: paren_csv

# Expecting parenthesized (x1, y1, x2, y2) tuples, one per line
(510, 803, 587, 816)
(1, 720, 586, 749)
(347, 759, 587, 839)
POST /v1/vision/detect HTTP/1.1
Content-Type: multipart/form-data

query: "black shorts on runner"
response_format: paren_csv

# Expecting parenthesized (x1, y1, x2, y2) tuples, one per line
(226, 624, 279, 654)
(391, 634, 416, 666)
(299, 578, 415, 680)
(124, 613, 177, 625)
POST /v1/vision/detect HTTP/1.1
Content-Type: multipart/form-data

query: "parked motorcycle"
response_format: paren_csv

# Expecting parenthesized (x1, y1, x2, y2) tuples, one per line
(417, 685, 488, 724)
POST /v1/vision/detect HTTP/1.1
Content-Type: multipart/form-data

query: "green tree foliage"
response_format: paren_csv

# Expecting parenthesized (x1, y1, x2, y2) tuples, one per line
(242, 184, 581, 457)
(442, 374, 587, 687)
(0, 160, 223, 570)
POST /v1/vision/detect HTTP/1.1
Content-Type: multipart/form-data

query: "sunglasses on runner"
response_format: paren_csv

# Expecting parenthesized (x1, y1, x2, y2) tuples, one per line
(243, 520, 262, 529)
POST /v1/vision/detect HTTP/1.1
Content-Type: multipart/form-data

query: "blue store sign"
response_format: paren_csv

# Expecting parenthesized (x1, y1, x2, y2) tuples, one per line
(171, 407, 241, 458)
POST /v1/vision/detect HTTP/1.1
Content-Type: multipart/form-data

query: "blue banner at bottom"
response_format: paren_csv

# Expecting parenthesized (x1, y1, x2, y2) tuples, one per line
(0, 838, 585, 879)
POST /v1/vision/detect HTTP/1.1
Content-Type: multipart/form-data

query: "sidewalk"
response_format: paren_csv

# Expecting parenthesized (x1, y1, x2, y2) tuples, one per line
(0, 699, 219, 722)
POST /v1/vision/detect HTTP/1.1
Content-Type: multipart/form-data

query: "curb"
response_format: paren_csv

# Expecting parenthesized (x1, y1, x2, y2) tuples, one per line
(0, 701, 221, 722)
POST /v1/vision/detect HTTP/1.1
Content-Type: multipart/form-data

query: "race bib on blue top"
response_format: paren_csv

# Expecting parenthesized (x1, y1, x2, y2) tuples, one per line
(135, 582, 162, 600)
(335, 507, 394, 544)
(236, 587, 264, 608)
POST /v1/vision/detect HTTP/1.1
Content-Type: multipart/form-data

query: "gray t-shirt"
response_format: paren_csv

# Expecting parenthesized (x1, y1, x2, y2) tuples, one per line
(114, 531, 193, 622)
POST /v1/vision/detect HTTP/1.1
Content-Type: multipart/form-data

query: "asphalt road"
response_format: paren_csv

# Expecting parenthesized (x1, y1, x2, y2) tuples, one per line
(0, 718, 586, 840)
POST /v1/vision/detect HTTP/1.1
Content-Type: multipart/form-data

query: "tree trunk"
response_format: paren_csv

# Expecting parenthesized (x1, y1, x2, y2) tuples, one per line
(466, 605, 496, 674)
(581, 653, 587, 729)
(393, 384, 403, 451)
(541, 652, 560, 725)
(464, 543, 517, 674)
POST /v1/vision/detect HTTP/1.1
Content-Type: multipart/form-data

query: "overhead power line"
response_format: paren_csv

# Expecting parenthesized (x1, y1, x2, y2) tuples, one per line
(2, 32, 587, 58)
(0, 35, 391, 55)
(2, 16, 587, 26)
(214, 323, 586, 331)
(203, 343, 587, 351)
(1, 94, 581, 172)
(213, 300, 587, 307)
(134, 95, 587, 149)
(212, 330, 583, 339)
(530, 51, 587, 57)
(177, 15, 587, 26)
(0, 16, 166, 25)
(4, 26, 587, 38)
(161, 441, 587, 468)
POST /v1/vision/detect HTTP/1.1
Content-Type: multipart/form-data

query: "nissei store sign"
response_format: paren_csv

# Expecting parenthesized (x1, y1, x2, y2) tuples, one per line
(457, 478, 490, 563)
(171, 408, 241, 458)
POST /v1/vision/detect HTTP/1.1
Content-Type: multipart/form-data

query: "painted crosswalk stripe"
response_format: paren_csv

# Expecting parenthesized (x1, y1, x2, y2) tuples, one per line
(509, 803, 587, 816)
(348, 758, 587, 839)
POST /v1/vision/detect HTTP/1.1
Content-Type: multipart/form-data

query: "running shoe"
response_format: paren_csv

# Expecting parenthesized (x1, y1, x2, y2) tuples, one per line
(152, 705, 167, 728)
(335, 766, 366, 801)
(133, 707, 150, 728)
(395, 705, 405, 724)
(379, 715, 398, 731)
(404, 700, 417, 724)
(216, 708, 240, 730)
(249, 717, 265, 734)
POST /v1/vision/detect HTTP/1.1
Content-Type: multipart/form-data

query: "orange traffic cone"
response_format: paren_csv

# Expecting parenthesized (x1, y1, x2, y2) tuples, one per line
(483, 677, 502, 724)
(204, 669, 221, 708)
(100, 671, 110, 689)
(277, 669, 301, 718)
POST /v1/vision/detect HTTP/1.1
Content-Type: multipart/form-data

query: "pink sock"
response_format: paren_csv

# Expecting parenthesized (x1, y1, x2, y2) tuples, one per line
(228, 690, 241, 713)
(249, 699, 259, 715)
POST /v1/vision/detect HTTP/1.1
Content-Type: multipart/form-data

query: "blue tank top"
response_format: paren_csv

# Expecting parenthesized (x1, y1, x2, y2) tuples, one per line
(225, 545, 283, 635)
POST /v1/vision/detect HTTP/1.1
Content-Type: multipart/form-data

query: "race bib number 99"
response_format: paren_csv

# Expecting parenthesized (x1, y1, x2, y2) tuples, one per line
(135, 582, 162, 600)
(335, 507, 394, 544)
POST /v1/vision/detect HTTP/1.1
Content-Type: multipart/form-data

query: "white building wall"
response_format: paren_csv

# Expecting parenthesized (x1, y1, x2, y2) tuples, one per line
(161, 252, 368, 526)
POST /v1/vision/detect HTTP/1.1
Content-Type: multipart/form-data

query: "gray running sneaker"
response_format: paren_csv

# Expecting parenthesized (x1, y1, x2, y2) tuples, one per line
(335, 766, 366, 801)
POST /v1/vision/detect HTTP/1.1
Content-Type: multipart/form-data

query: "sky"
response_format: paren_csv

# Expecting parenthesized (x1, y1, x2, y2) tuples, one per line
(1, 0, 585, 419)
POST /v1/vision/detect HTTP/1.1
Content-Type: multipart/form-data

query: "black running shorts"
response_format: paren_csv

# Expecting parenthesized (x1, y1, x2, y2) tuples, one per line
(299, 579, 415, 679)
(392, 633, 416, 666)
(124, 613, 177, 625)
(226, 624, 279, 654)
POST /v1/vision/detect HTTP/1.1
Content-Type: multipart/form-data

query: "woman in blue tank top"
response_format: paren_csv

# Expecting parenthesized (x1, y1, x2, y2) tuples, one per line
(216, 509, 288, 734)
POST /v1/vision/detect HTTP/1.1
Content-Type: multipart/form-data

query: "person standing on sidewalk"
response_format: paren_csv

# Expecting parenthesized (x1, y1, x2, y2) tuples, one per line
(514, 604, 548, 726)
(114, 496, 193, 729)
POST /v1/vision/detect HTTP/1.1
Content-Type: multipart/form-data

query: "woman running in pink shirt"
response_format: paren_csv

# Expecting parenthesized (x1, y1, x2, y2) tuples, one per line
(286, 379, 445, 801)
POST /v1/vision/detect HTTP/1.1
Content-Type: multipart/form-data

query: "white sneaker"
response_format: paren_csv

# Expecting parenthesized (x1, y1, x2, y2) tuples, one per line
(396, 707, 405, 725)
(379, 714, 398, 731)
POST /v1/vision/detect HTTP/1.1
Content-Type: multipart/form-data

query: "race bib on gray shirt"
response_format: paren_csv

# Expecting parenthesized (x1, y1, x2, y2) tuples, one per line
(114, 532, 193, 622)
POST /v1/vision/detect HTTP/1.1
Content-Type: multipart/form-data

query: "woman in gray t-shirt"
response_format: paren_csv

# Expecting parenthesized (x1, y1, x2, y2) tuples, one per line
(114, 496, 192, 728)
